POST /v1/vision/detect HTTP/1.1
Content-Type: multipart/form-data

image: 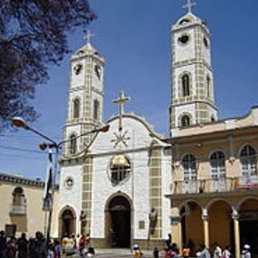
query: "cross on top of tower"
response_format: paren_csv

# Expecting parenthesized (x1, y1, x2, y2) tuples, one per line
(183, 0, 196, 13)
(84, 29, 94, 44)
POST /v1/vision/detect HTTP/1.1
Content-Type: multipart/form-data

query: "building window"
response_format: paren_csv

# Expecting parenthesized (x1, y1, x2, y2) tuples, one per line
(11, 187, 26, 215)
(73, 98, 80, 119)
(181, 115, 190, 127)
(210, 151, 226, 179)
(93, 100, 100, 121)
(94, 65, 101, 80)
(182, 74, 190, 96)
(182, 154, 197, 181)
(70, 134, 77, 155)
(207, 76, 211, 98)
(240, 145, 257, 176)
(109, 155, 131, 185)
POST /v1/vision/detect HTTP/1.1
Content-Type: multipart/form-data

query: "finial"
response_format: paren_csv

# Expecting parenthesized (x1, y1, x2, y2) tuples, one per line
(84, 29, 94, 44)
(183, 0, 196, 13)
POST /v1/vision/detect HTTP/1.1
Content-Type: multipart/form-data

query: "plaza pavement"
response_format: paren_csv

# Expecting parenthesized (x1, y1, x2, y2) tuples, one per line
(64, 248, 165, 257)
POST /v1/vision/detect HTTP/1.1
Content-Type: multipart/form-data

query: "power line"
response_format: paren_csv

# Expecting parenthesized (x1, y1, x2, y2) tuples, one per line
(0, 144, 46, 154)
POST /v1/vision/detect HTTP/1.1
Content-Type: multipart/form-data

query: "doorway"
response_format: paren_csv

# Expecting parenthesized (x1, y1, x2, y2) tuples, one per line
(60, 209, 76, 237)
(107, 196, 131, 248)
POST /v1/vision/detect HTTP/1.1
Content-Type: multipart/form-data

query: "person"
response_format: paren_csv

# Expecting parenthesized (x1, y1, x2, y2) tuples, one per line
(165, 233, 172, 248)
(86, 246, 95, 257)
(199, 244, 211, 258)
(17, 233, 28, 258)
(241, 244, 251, 258)
(153, 246, 159, 258)
(30, 231, 46, 258)
(6, 236, 17, 258)
(64, 235, 76, 256)
(79, 234, 86, 257)
(222, 246, 231, 258)
(0, 231, 7, 258)
(182, 245, 191, 258)
(133, 244, 142, 258)
(213, 244, 222, 258)
(54, 240, 61, 258)
(164, 247, 172, 258)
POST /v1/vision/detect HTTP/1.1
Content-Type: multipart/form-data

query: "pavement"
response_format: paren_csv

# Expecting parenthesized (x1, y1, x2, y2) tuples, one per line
(64, 248, 164, 257)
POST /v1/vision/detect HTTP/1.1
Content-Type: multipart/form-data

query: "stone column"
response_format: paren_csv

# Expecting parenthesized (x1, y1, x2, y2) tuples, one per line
(232, 209, 240, 258)
(202, 208, 209, 248)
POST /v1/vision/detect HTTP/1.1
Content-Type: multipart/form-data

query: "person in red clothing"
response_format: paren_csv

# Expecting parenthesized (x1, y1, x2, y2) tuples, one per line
(79, 234, 86, 257)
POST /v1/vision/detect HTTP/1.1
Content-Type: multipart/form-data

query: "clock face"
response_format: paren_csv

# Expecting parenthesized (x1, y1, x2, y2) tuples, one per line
(94, 65, 101, 80)
(64, 177, 74, 189)
(178, 34, 189, 45)
(203, 37, 209, 48)
(74, 63, 83, 75)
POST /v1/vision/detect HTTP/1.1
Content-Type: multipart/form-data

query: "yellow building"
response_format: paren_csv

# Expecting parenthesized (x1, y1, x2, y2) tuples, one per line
(0, 173, 59, 238)
(166, 106, 258, 258)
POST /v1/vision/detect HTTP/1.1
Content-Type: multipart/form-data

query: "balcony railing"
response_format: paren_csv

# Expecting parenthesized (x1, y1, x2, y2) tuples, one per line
(173, 176, 258, 194)
(9, 204, 27, 215)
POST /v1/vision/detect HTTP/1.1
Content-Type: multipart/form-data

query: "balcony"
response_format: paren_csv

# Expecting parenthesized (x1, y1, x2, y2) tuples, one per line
(9, 204, 27, 215)
(173, 176, 258, 195)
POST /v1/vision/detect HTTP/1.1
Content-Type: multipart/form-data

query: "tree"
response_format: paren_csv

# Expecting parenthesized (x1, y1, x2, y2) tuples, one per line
(0, 0, 96, 131)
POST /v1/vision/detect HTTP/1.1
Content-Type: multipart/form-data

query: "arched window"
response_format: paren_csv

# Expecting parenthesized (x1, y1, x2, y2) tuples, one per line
(70, 134, 77, 155)
(182, 154, 197, 181)
(181, 115, 190, 127)
(210, 151, 226, 179)
(182, 74, 190, 96)
(240, 145, 257, 176)
(207, 76, 211, 98)
(11, 187, 26, 214)
(93, 100, 100, 121)
(73, 99, 80, 119)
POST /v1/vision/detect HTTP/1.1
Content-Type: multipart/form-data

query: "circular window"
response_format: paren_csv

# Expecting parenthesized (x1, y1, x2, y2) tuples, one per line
(64, 177, 74, 189)
(203, 37, 209, 48)
(178, 35, 189, 44)
(108, 155, 131, 185)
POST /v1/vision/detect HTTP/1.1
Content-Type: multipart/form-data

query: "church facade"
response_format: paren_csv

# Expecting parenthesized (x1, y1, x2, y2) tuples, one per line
(55, 3, 258, 256)
(1, 3, 256, 258)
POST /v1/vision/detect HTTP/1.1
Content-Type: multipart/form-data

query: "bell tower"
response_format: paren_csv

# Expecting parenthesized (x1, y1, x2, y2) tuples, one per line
(169, 0, 218, 134)
(64, 30, 105, 156)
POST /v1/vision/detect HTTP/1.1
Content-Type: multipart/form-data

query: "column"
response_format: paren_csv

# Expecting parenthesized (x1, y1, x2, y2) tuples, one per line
(232, 209, 240, 258)
(202, 208, 209, 248)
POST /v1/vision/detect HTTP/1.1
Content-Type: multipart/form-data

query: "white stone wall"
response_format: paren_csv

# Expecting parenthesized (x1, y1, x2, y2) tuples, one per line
(174, 28, 195, 63)
(59, 164, 83, 235)
(161, 149, 172, 239)
(71, 59, 87, 88)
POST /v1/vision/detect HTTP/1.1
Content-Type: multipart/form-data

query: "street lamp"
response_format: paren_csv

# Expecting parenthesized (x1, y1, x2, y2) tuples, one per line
(11, 117, 109, 256)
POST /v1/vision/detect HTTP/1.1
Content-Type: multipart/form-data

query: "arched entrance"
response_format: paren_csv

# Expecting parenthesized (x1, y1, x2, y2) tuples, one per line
(209, 200, 233, 249)
(106, 195, 131, 248)
(180, 201, 203, 252)
(238, 198, 258, 255)
(60, 208, 76, 237)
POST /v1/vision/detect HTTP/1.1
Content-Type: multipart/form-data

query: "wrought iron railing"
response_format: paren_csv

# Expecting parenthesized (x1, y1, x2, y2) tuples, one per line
(10, 204, 27, 215)
(173, 176, 258, 194)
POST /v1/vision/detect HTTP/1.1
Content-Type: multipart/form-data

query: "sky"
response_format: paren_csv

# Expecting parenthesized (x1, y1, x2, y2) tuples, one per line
(0, 0, 258, 180)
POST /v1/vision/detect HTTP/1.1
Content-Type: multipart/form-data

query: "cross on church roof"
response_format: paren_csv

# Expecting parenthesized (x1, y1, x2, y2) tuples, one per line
(183, 0, 196, 13)
(113, 91, 130, 132)
(83, 29, 94, 44)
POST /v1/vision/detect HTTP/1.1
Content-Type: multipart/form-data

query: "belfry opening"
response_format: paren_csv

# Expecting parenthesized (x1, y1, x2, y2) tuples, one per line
(106, 196, 131, 248)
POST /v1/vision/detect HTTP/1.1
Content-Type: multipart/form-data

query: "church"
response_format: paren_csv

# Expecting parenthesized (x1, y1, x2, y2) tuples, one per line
(56, 0, 258, 255)
(1, 1, 257, 257)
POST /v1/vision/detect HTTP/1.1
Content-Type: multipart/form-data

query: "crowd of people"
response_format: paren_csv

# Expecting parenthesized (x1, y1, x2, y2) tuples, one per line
(0, 230, 94, 258)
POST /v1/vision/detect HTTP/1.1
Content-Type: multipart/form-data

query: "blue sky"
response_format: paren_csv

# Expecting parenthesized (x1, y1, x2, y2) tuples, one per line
(1, 0, 258, 179)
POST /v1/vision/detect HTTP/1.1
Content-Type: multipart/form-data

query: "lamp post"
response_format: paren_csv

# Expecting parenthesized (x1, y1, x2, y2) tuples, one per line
(11, 117, 109, 256)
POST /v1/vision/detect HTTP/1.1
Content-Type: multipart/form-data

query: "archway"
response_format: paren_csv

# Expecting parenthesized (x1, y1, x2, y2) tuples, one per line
(106, 195, 131, 248)
(209, 200, 232, 250)
(238, 198, 258, 255)
(180, 201, 203, 252)
(60, 208, 76, 237)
